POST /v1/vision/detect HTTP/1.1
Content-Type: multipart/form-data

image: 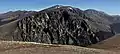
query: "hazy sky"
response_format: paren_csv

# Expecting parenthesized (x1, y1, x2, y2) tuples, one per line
(0, 0, 120, 15)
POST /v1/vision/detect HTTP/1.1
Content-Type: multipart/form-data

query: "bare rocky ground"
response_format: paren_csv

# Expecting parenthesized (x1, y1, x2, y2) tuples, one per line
(0, 41, 118, 54)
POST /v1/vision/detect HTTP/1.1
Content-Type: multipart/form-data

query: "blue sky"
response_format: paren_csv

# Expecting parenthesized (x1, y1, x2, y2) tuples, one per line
(0, 0, 120, 15)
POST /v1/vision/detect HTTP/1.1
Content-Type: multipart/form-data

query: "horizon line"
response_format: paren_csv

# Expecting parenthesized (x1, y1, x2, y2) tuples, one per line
(0, 5, 120, 16)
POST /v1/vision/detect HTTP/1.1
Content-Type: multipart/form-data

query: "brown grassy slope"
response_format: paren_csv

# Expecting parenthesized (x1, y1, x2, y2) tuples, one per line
(0, 41, 117, 54)
(0, 19, 18, 40)
(88, 34, 120, 52)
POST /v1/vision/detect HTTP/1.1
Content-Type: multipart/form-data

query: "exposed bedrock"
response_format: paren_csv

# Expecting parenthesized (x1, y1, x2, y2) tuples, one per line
(12, 6, 115, 46)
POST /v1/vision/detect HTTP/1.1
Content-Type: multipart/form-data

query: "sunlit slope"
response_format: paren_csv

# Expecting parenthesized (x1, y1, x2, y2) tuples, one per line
(88, 34, 120, 52)
(0, 41, 117, 54)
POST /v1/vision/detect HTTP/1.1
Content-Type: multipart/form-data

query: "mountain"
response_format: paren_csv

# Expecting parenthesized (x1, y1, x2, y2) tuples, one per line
(84, 9, 112, 24)
(0, 5, 116, 46)
(84, 9, 120, 24)
(84, 9, 120, 34)
(110, 15, 120, 23)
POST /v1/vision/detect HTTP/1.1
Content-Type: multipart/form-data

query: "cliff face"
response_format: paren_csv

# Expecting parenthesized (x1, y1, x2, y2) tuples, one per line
(10, 5, 114, 46)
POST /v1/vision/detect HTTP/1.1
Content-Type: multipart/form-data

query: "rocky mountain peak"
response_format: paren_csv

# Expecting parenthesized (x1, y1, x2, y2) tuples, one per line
(0, 5, 116, 47)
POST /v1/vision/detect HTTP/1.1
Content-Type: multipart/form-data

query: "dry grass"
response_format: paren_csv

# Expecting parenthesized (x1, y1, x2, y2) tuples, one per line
(88, 34, 120, 52)
(0, 41, 118, 54)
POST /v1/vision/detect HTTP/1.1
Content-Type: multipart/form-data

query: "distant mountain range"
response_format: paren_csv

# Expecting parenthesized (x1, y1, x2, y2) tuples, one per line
(0, 5, 120, 46)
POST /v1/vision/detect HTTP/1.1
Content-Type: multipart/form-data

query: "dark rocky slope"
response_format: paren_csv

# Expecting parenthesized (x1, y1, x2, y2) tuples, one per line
(110, 15, 120, 34)
(110, 23, 120, 34)
(0, 5, 115, 46)
(11, 5, 114, 46)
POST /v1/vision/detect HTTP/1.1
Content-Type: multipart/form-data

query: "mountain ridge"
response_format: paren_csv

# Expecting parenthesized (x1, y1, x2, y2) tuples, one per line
(0, 5, 119, 46)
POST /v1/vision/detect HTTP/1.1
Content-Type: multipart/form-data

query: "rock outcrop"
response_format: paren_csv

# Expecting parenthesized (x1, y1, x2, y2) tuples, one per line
(10, 5, 115, 46)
